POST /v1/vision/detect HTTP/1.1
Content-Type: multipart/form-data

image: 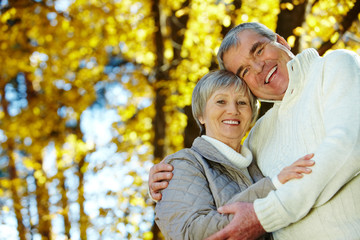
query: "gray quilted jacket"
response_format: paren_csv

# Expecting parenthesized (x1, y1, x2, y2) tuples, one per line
(155, 137, 275, 240)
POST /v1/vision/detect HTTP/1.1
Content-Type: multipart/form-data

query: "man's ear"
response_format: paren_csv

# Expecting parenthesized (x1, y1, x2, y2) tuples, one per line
(276, 34, 291, 50)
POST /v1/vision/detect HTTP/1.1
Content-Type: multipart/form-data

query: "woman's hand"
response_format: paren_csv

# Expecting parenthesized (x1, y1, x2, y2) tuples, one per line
(277, 153, 315, 184)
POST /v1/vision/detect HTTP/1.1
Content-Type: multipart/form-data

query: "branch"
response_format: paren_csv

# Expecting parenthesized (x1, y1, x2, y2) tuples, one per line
(312, 0, 320, 8)
(317, 0, 360, 55)
(169, 0, 190, 70)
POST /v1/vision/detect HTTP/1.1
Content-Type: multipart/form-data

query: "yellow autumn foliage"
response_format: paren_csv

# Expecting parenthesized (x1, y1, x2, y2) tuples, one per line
(0, 0, 359, 239)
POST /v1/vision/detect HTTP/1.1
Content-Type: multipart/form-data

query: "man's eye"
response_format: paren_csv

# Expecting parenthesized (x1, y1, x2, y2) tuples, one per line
(242, 68, 249, 78)
(257, 48, 263, 55)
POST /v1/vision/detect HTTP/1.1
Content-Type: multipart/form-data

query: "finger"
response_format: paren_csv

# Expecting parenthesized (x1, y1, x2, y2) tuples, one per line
(292, 159, 315, 167)
(150, 180, 169, 193)
(205, 227, 231, 240)
(152, 172, 173, 183)
(149, 181, 169, 201)
(217, 202, 240, 214)
(285, 172, 304, 181)
(151, 162, 174, 173)
(301, 153, 314, 160)
(150, 192, 162, 201)
(302, 160, 315, 166)
(292, 154, 314, 166)
(296, 167, 312, 174)
(288, 166, 312, 174)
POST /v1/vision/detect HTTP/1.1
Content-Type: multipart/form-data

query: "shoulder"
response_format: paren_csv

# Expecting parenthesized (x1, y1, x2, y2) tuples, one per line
(165, 148, 197, 161)
(164, 148, 204, 168)
(323, 49, 360, 66)
(249, 109, 273, 133)
(245, 115, 267, 149)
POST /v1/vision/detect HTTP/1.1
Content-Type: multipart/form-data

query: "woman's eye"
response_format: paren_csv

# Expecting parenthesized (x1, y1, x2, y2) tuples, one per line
(217, 100, 225, 104)
(238, 101, 247, 105)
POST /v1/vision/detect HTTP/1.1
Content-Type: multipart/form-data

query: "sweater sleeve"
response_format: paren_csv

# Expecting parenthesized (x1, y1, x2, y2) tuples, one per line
(155, 156, 232, 240)
(226, 177, 275, 204)
(253, 50, 360, 231)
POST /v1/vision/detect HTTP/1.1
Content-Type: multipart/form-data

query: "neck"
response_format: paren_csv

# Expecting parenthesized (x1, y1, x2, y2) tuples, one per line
(230, 143, 242, 153)
(205, 135, 242, 152)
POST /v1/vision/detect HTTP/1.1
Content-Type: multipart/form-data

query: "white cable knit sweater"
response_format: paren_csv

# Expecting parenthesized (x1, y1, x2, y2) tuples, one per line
(246, 49, 360, 239)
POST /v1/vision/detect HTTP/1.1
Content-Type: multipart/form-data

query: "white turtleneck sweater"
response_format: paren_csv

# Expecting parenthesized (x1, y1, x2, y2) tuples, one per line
(202, 135, 282, 189)
(246, 49, 360, 239)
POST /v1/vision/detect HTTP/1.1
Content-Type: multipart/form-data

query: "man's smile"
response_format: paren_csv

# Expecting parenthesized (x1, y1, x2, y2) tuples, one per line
(265, 66, 278, 84)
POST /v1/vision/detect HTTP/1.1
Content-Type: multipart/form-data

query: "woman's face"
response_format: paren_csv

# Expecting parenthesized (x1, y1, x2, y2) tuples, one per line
(199, 86, 252, 151)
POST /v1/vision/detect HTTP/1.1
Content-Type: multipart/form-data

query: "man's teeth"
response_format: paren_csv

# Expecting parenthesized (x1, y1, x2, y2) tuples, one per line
(223, 120, 240, 124)
(265, 66, 277, 83)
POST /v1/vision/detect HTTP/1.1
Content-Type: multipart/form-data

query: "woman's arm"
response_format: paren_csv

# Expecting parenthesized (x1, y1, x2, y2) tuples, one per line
(227, 153, 314, 204)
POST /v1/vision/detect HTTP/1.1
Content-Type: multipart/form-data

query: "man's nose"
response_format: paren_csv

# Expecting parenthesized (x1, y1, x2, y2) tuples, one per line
(251, 60, 264, 73)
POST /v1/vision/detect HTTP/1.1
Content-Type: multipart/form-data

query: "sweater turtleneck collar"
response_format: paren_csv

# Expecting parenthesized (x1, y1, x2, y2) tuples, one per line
(201, 135, 253, 169)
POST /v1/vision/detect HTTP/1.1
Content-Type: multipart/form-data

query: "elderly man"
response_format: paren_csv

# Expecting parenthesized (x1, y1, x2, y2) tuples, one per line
(149, 22, 360, 239)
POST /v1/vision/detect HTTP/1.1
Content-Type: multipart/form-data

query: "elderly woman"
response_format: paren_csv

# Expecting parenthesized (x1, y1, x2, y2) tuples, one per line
(154, 70, 313, 240)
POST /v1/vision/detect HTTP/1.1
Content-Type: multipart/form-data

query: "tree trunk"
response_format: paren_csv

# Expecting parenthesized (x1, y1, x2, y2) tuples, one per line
(8, 139, 27, 240)
(184, 105, 199, 148)
(57, 151, 71, 239)
(34, 159, 51, 240)
(276, 0, 308, 55)
(151, 0, 168, 238)
(77, 155, 88, 240)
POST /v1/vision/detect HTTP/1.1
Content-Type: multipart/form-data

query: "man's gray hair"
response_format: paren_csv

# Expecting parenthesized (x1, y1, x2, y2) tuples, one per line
(192, 70, 259, 136)
(217, 22, 277, 70)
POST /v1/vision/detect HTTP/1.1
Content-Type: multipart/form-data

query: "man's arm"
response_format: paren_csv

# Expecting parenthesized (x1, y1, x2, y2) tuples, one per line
(148, 160, 173, 201)
(155, 157, 233, 240)
(227, 153, 314, 204)
(205, 154, 315, 240)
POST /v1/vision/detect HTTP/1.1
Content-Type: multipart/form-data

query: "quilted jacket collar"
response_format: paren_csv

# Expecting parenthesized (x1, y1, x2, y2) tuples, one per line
(191, 137, 264, 182)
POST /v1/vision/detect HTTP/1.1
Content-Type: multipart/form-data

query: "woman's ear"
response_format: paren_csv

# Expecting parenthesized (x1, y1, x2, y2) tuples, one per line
(198, 116, 204, 124)
(276, 34, 291, 50)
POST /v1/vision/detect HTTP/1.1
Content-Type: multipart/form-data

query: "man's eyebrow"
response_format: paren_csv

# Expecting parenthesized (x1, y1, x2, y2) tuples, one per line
(236, 66, 243, 77)
(250, 41, 264, 55)
(235, 41, 265, 77)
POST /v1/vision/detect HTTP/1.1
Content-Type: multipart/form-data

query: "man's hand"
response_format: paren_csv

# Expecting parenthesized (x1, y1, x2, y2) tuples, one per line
(148, 160, 174, 201)
(205, 202, 265, 240)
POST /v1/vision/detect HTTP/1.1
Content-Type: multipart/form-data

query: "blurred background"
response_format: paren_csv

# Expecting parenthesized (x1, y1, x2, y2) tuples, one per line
(0, 0, 359, 239)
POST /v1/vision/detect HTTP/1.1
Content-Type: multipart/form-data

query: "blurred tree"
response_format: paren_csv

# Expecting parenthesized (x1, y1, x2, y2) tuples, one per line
(0, 0, 359, 239)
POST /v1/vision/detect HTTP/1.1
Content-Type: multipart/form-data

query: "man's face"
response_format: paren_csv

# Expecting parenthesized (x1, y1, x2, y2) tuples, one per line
(223, 29, 293, 100)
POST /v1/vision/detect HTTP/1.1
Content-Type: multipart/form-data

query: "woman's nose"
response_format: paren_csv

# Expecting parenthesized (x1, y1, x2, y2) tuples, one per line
(227, 102, 240, 114)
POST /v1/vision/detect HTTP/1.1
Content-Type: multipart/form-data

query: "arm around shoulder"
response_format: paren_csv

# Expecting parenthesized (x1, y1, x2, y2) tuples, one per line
(155, 152, 232, 240)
